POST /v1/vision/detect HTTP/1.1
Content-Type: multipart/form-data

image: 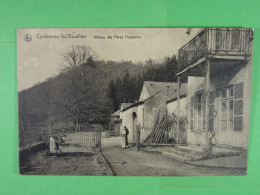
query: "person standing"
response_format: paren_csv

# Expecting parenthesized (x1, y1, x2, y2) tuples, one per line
(124, 126, 129, 148)
(120, 128, 126, 149)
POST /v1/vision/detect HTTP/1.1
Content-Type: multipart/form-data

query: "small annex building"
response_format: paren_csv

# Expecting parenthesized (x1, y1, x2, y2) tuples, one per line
(109, 110, 121, 135)
(120, 81, 187, 144)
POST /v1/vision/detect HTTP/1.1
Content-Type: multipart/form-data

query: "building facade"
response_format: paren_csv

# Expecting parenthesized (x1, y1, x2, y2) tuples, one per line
(120, 81, 187, 144)
(177, 28, 253, 148)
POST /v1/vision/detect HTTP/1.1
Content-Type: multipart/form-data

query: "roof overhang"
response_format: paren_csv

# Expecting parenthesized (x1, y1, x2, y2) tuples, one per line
(177, 54, 250, 77)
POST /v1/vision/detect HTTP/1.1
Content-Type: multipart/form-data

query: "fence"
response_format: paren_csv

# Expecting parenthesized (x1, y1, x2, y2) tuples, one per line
(19, 121, 102, 149)
(64, 131, 101, 146)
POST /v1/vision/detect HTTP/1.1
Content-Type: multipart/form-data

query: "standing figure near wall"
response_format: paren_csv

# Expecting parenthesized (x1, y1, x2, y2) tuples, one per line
(120, 128, 126, 149)
(124, 126, 129, 148)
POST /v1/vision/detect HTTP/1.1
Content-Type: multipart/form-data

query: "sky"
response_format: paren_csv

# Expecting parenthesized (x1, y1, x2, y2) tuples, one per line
(17, 28, 202, 91)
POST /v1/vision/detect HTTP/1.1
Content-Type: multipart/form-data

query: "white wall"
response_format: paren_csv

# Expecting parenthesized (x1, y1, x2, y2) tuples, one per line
(186, 76, 207, 146)
(166, 97, 187, 117)
(186, 50, 252, 148)
(120, 104, 144, 144)
(139, 84, 150, 101)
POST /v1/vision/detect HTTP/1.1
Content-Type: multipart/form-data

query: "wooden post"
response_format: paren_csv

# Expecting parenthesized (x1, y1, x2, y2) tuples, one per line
(136, 124, 140, 151)
(205, 58, 210, 143)
(177, 76, 180, 143)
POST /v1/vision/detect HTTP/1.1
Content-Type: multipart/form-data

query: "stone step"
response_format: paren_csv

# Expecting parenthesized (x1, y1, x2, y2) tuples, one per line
(169, 149, 201, 160)
(162, 151, 190, 162)
(175, 145, 204, 156)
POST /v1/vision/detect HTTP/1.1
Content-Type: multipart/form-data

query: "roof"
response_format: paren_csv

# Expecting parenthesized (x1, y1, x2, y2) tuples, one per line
(121, 103, 134, 110)
(121, 91, 165, 112)
(144, 81, 187, 100)
(121, 101, 144, 112)
(110, 110, 120, 117)
(121, 81, 188, 112)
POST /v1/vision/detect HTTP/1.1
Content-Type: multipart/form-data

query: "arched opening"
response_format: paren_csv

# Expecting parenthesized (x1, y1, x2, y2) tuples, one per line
(132, 112, 137, 143)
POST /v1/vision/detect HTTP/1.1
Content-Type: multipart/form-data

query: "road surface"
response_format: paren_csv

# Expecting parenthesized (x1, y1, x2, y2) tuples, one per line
(101, 136, 246, 176)
(20, 150, 110, 175)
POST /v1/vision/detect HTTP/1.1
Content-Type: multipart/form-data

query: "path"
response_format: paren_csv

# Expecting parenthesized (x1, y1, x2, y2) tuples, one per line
(101, 136, 246, 176)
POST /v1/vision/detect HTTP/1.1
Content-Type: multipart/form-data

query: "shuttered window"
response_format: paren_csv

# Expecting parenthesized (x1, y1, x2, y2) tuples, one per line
(234, 83, 243, 131)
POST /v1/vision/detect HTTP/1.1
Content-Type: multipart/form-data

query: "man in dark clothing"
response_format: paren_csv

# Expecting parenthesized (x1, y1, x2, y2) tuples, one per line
(124, 126, 129, 148)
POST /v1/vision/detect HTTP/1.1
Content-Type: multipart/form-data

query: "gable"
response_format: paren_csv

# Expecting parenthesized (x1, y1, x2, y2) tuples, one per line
(139, 83, 151, 101)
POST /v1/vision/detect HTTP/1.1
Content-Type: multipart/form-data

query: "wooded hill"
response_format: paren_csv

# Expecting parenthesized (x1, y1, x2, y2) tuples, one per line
(18, 45, 180, 131)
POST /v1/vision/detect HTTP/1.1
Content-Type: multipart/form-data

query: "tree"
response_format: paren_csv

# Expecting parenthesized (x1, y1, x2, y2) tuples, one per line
(59, 45, 98, 71)
(56, 45, 109, 131)
(108, 80, 117, 111)
(164, 55, 178, 82)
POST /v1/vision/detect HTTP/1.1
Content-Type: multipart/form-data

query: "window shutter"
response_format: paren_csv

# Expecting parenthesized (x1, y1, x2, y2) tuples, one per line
(234, 83, 243, 131)
(234, 83, 243, 99)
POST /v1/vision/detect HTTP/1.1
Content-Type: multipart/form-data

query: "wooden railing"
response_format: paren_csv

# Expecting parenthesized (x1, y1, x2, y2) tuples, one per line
(178, 28, 252, 70)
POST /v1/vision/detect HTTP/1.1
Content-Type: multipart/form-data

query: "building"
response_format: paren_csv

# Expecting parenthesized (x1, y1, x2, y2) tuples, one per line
(120, 81, 187, 144)
(109, 110, 121, 134)
(177, 28, 253, 148)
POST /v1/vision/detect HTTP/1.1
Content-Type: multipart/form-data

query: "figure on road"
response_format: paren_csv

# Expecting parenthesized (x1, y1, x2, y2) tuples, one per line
(120, 128, 126, 148)
(124, 126, 129, 148)
(120, 126, 129, 149)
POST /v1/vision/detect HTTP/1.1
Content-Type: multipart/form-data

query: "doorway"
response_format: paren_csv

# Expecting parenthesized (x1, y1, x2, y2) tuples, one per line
(132, 112, 137, 143)
(218, 86, 234, 145)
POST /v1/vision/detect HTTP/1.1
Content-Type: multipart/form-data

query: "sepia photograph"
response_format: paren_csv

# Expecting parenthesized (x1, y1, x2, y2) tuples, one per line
(17, 28, 254, 176)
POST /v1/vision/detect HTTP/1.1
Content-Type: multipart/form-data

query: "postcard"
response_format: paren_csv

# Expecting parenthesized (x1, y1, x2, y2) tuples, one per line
(17, 28, 253, 176)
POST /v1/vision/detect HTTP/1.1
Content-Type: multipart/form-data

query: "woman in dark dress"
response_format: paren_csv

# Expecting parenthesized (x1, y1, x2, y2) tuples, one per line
(124, 126, 129, 148)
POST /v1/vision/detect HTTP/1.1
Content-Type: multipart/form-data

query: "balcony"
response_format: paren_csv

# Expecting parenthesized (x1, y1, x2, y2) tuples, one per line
(178, 28, 252, 73)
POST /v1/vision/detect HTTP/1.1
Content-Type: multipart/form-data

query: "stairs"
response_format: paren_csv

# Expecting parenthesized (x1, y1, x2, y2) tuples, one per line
(162, 147, 201, 162)
(160, 145, 242, 162)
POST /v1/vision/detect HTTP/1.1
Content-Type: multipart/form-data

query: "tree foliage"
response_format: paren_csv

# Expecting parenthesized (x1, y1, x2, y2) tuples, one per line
(108, 55, 180, 110)
(18, 46, 180, 133)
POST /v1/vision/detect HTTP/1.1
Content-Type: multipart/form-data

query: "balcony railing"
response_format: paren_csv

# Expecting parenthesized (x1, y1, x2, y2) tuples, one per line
(178, 28, 252, 70)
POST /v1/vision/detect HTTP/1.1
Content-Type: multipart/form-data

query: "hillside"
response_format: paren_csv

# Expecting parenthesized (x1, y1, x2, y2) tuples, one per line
(18, 59, 164, 127)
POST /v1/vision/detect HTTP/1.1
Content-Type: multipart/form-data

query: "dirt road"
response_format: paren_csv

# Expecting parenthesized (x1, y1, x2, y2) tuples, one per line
(20, 150, 110, 176)
(101, 136, 246, 176)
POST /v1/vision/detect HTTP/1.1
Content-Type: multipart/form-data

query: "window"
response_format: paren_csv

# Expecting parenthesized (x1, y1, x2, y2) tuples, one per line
(219, 85, 234, 132)
(218, 83, 243, 132)
(192, 92, 206, 132)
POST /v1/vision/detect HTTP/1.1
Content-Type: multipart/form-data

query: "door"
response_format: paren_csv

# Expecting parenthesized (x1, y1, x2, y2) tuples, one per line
(218, 86, 234, 145)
